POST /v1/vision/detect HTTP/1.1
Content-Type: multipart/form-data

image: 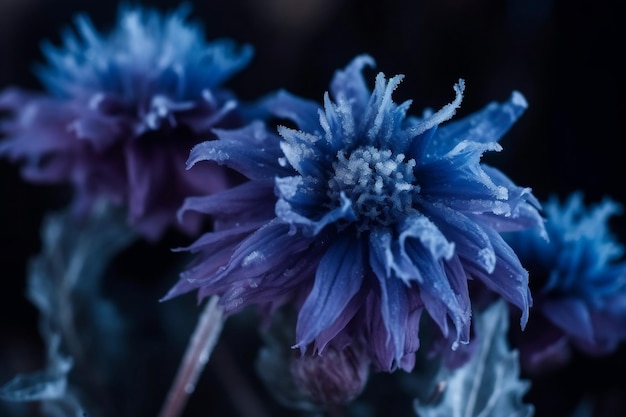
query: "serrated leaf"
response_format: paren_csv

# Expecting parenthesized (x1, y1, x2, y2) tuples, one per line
(1, 200, 136, 416)
(414, 300, 534, 417)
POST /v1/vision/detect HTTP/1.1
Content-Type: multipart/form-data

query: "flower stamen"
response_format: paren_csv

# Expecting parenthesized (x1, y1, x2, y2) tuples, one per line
(328, 145, 417, 231)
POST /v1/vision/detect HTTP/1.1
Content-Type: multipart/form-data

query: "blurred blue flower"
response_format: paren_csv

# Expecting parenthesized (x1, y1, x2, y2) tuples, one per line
(0, 4, 253, 240)
(168, 55, 545, 372)
(505, 193, 626, 372)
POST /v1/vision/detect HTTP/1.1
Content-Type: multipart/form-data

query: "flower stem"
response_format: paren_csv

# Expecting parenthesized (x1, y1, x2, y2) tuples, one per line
(158, 296, 224, 417)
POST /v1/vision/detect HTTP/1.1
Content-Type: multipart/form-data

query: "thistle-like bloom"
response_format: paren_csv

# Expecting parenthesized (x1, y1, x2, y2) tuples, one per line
(505, 193, 626, 372)
(168, 55, 545, 371)
(0, 5, 253, 240)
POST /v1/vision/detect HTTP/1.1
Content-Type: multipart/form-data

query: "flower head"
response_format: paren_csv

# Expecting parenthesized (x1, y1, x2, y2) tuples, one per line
(168, 55, 545, 371)
(505, 193, 626, 371)
(0, 4, 253, 240)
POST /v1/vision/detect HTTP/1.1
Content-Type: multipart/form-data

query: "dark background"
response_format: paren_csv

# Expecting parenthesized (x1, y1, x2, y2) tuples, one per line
(1, 0, 625, 416)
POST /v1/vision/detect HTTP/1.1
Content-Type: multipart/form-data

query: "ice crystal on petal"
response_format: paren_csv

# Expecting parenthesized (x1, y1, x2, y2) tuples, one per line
(171, 54, 544, 372)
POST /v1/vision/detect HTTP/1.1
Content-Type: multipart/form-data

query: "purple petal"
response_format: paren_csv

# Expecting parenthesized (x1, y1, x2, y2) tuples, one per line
(371, 266, 410, 369)
(312, 289, 366, 353)
(542, 297, 594, 343)
(68, 110, 126, 151)
(187, 121, 287, 180)
(295, 234, 365, 352)
(178, 180, 275, 225)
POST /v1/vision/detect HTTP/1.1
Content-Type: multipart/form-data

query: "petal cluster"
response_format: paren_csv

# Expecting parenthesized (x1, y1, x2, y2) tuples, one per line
(169, 55, 545, 371)
(0, 5, 253, 240)
(505, 193, 626, 369)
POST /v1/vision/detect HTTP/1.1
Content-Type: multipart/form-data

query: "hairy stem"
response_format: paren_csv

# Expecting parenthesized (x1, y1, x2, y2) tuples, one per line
(158, 296, 224, 417)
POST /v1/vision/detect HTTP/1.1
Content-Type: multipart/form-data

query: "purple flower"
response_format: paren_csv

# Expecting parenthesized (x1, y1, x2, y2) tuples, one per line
(167, 55, 544, 371)
(505, 193, 626, 372)
(0, 5, 253, 240)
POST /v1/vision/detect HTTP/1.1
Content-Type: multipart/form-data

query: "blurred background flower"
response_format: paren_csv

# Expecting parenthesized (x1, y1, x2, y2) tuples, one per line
(0, 4, 254, 241)
(506, 193, 626, 371)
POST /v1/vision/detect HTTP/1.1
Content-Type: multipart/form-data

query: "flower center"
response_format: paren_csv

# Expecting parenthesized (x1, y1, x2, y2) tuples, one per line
(328, 146, 417, 231)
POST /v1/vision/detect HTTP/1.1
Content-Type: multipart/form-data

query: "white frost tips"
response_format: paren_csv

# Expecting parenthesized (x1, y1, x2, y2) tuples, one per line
(409, 78, 465, 137)
(242, 250, 266, 267)
(511, 90, 528, 109)
(478, 247, 496, 274)
(275, 176, 302, 199)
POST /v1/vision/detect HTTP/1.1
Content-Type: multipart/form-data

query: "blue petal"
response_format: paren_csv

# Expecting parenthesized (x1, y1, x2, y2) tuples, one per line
(275, 176, 327, 219)
(543, 298, 594, 343)
(371, 265, 410, 368)
(260, 89, 322, 133)
(276, 189, 355, 237)
(278, 126, 333, 178)
(479, 165, 546, 234)
(419, 202, 496, 274)
(471, 227, 532, 328)
(37, 5, 254, 100)
(425, 89, 527, 159)
(177, 220, 311, 301)
(162, 241, 237, 299)
(417, 141, 510, 213)
(214, 220, 310, 283)
(364, 73, 407, 146)
(369, 225, 470, 348)
(405, 79, 465, 142)
(177, 180, 275, 224)
(402, 238, 470, 347)
(329, 54, 376, 118)
(405, 123, 437, 163)
(277, 126, 330, 177)
(399, 213, 455, 264)
(312, 290, 365, 352)
(320, 92, 359, 151)
(369, 227, 421, 283)
(295, 234, 365, 352)
(370, 239, 410, 363)
(163, 224, 259, 300)
(215, 224, 319, 312)
(173, 221, 263, 255)
(187, 121, 288, 180)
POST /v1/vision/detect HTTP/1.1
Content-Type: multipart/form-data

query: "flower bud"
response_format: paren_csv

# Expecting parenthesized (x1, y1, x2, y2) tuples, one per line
(290, 345, 370, 406)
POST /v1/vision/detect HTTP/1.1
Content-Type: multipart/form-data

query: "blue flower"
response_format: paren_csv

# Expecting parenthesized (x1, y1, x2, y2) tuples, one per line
(168, 55, 545, 371)
(0, 4, 253, 240)
(505, 193, 626, 372)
